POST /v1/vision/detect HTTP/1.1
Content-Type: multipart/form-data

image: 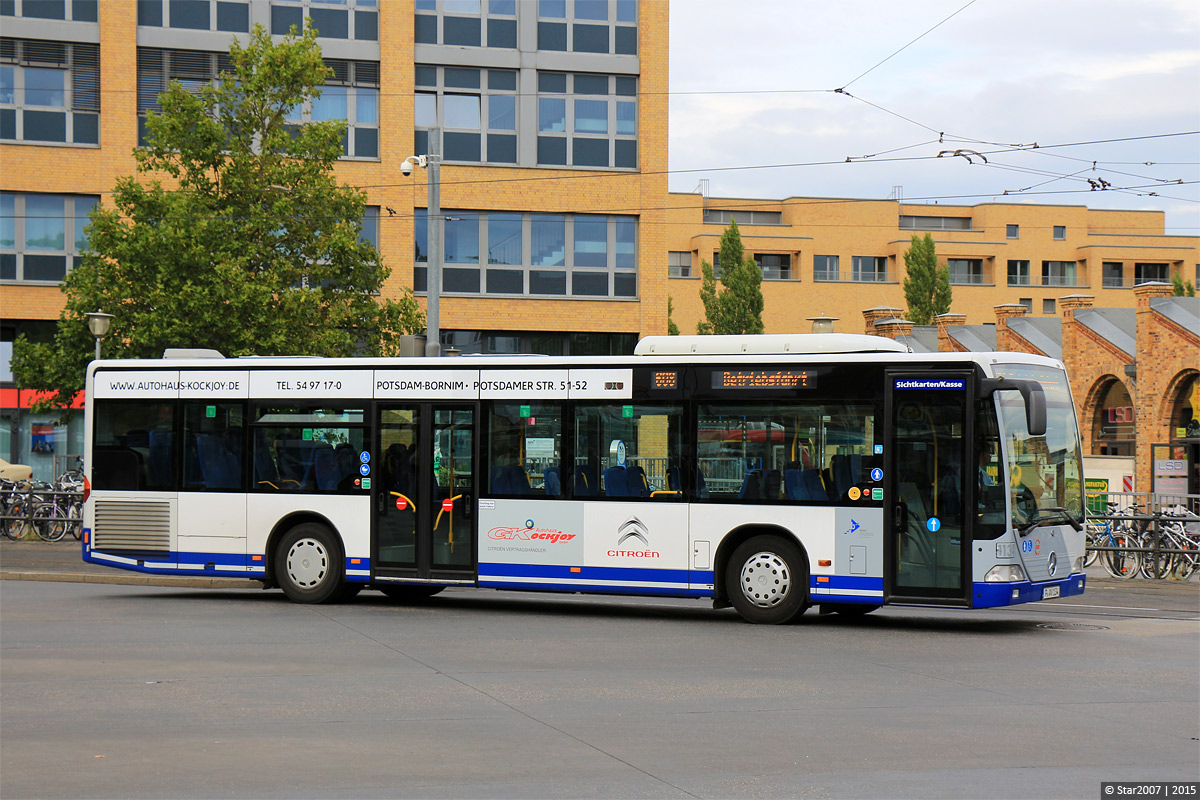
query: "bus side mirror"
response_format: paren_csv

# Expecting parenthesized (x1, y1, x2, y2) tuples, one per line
(981, 378, 1047, 437)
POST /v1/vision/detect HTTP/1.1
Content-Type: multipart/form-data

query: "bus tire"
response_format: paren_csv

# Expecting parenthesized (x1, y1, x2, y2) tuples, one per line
(378, 585, 444, 602)
(275, 523, 343, 604)
(726, 535, 809, 624)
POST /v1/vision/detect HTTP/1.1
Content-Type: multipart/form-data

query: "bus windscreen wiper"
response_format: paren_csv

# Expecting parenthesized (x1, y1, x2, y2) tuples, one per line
(1019, 507, 1083, 535)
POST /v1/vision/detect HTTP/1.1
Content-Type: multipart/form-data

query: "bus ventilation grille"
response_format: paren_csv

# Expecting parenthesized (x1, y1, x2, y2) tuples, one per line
(93, 500, 171, 552)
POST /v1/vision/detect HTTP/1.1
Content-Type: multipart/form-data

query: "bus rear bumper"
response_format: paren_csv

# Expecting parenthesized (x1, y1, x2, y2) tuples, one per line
(972, 573, 1086, 608)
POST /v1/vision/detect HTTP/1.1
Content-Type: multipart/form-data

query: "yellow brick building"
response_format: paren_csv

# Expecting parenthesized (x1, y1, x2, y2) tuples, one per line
(665, 193, 1198, 335)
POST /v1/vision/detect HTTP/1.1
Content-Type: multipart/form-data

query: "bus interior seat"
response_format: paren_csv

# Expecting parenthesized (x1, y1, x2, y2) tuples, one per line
(196, 433, 239, 489)
(507, 465, 531, 494)
(574, 466, 595, 496)
(784, 469, 804, 500)
(763, 469, 781, 500)
(148, 430, 174, 486)
(544, 467, 562, 496)
(253, 430, 279, 488)
(738, 469, 762, 500)
(490, 465, 510, 494)
(666, 466, 682, 492)
(831, 455, 853, 497)
(313, 447, 339, 490)
(626, 465, 649, 497)
(802, 469, 828, 501)
(604, 466, 630, 497)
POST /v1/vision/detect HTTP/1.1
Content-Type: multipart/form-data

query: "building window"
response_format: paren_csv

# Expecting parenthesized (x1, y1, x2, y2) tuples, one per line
(1, 39, 100, 145)
(3, 0, 97, 21)
(851, 256, 888, 282)
(703, 209, 783, 226)
(1041, 260, 1076, 287)
(1, 192, 99, 283)
(947, 258, 983, 285)
(813, 254, 839, 282)
(1053, 225, 1066, 240)
(1018, 297, 1033, 312)
(1102, 261, 1124, 288)
(138, 49, 378, 159)
(415, 65, 515, 164)
(1007, 260, 1031, 286)
(270, 0, 378, 41)
(415, 0, 516, 48)
(1134, 262, 1168, 285)
(136, 0, 250, 31)
(288, 59, 379, 159)
(898, 215, 971, 231)
(668, 250, 690, 278)
(537, 0, 637, 55)
(756, 253, 792, 280)
(1042, 298, 1056, 315)
(1006, 224, 1019, 239)
(537, 71, 637, 169)
(415, 210, 636, 298)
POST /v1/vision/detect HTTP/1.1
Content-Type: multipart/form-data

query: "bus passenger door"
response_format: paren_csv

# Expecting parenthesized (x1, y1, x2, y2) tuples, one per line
(373, 404, 476, 581)
(884, 371, 972, 604)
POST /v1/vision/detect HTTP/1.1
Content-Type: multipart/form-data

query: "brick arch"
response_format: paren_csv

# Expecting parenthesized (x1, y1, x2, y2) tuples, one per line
(1156, 368, 1200, 433)
(1081, 374, 1127, 455)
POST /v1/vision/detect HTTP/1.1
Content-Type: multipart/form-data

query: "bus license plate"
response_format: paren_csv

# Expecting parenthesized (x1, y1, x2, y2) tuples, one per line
(1042, 585, 1061, 600)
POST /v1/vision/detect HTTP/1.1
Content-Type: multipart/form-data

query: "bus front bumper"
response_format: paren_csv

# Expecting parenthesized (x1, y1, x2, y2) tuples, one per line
(973, 573, 1086, 608)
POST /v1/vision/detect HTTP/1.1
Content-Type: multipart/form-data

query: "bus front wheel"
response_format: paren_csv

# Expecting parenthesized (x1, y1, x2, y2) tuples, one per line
(275, 523, 343, 604)
(726, 535, 809, 624)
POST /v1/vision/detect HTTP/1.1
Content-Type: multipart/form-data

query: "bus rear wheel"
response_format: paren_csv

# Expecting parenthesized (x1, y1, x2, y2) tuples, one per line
(726, 535, 809, 624)
(275, 523, 343, 604)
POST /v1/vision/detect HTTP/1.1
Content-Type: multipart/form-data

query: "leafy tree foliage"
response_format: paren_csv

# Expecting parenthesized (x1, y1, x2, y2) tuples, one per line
(696, 220, 764, 335)
(666, 296, 680, 336)
(1171, 273, 1195, 296)
(901, 232, 952, 325)
(13, 24, 423, 412)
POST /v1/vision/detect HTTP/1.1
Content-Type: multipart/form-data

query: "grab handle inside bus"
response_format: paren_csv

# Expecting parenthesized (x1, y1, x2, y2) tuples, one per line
(980, 378, 1046, 436)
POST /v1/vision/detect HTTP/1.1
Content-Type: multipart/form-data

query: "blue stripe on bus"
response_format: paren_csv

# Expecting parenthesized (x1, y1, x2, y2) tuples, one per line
(85, 548, 266, 578)
(479, 562, 702, 584)
(480, 580, 711, 598)
(972, 574, 1086, 608)
(810, 575, 884, 592)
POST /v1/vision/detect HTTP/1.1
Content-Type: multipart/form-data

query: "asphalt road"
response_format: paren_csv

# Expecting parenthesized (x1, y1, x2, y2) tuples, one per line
(2, 568, 1197, 800)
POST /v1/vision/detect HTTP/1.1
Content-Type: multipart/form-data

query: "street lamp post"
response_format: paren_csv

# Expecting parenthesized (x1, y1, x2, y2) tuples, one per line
(86, 311, 113, 360)
(403, 129, 442, 358)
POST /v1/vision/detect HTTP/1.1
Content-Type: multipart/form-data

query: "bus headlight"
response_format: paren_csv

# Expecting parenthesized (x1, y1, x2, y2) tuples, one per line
(985, 564, 1026, 582)
(1073, 555, 1085, 574)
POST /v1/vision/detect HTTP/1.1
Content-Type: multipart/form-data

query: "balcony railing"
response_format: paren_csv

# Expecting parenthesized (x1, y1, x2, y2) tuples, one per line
(814, 270, 891, 283)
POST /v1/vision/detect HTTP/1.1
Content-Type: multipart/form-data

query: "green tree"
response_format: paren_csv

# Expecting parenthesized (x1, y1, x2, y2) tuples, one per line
(901, 232, 952, 325)
(13, 23, 423, 413)
(696, 219, 764, 335)
(666, 296, 680, 336)
(1171, 273, 1195, 296)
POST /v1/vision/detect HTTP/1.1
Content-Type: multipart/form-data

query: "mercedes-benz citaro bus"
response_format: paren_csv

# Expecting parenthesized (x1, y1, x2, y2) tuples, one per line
(82, 333, 1086, 624)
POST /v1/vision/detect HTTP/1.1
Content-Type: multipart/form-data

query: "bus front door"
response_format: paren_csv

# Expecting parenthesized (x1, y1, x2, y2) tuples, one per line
(884, 371, 973, 604)
(374, 404, 476, 582)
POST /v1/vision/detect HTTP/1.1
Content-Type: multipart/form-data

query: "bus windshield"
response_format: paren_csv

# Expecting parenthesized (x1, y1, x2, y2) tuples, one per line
(993, 364, 1084, 528)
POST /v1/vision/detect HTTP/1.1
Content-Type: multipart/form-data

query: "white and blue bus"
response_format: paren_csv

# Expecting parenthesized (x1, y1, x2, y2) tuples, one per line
(82, 334, 1087, 624)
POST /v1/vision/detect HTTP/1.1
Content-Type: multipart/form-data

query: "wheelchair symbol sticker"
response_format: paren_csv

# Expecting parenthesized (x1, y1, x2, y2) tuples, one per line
(926, 517, 941, 533)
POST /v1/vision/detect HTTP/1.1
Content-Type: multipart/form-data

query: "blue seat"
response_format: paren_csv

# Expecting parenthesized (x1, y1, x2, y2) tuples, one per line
(505, 465, 531, 495)
(574, 465, 596, 497)
(785, 469, 805, 500)
(314, 447, 338, 491)
(802, 469, 828, 501)
(197, 433, 238, 489)
(738, 469, 762, 500)
(604, 466, 630, 497)
(626, 465, 649, 497)
(491, 465, 510, 494)
(666, 466, 682, 493)
(544, 467, 562, 496)
(763, 469, 781, 500)
(832, 455, 853, 497)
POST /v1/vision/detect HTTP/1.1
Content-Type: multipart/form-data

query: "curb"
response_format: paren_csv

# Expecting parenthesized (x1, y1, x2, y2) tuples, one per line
(0, 571, 261, 589)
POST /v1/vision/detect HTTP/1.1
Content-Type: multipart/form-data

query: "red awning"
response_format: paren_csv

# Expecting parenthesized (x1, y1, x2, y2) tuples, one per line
(0, 388, 85, 410)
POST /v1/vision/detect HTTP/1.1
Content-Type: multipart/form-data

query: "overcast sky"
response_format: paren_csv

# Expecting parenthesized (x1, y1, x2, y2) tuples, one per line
(668, 0, 1200, 234)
